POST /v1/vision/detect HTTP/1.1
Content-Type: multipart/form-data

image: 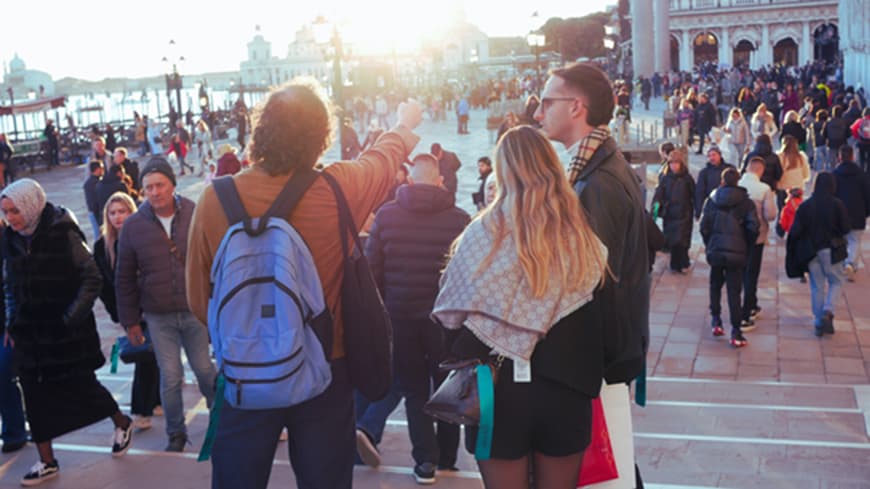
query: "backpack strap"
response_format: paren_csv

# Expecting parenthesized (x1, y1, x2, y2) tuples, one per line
(212, 176, 248, 226)
(320, 171, 363, 258)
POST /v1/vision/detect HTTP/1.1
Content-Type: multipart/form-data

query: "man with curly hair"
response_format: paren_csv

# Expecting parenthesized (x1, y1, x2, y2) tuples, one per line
(186, 78, 423, 489)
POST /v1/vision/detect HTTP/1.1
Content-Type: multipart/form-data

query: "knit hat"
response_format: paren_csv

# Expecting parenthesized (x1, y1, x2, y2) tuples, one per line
(140, 156, 177, 187)
(707, 145, 722, 156)
(1, 178, 47, 237)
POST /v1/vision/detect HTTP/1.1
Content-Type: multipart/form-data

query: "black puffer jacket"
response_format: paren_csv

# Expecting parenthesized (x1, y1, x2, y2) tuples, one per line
(789, 173, 850, 257)
(742, 141, 782, 191)
(3, 203, 104, 381)
(700, 186, 760, 267)
(832, 161, 870, 230)
(694, 162, 736, 217)
(93, 236, 118, 322)
(653, 170, 695, 248)
(365, 184, 470, 321)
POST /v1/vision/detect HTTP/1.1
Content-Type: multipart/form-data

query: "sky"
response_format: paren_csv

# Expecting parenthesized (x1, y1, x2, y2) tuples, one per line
(1, 0, 614, 81)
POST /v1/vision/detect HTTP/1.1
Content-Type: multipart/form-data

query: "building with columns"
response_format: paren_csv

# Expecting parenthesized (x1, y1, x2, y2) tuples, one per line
(629, 0, 870, 82)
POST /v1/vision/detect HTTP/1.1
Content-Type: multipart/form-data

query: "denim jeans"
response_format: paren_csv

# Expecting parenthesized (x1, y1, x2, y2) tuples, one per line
(144, 310, 216, 436)
(88, 212, 100, 240)
(354, 380, 402, 446)
(814, 146, 830, 171)
(846, 230, 863, 270)
(211, 359, 355, 489)
(807, 248, 845, 326)
(0, 342, 26, 445)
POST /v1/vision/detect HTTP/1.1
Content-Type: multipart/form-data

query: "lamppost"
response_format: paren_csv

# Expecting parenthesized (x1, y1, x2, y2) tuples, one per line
(527, 32, 546, 90)
(5, 87, 17, 138)
(313, 17, 344, 113)
(161, 39, 185, 123)
(198, 80, 210, 114)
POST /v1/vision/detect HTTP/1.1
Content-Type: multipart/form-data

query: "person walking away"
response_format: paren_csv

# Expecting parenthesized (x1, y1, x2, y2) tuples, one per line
(194, 120, 214, 172)
(472, 156, 493, 211)
(850, 107, 870, 173)
(94, 192, 161, 431)
(167, 133, 193, 176)
(699, 168, 760, 347)
(42, 120, 59, 168)
(185, 81, 424, 489)
(786, 173, 851, 336)
(215, 144, 242, 177)
(95, 164, 130, 216)
(737, 158, 777, 331)
(695, 146, 735, 219)
(823, 106, 851, 168)
(456, 96, 470, 134)
(360, 153, 470, 482)
(115, 157, 217, 452)
(811, 110, 830, 171)
(779, 188, 804, 237)
(775, 135, 812, 230)
(432, 126, 608, 489)
(780, 110, 807, 151)
(83, 160, 104, 237)
(831, 146, 870, 281)
(724, 108, 751, 163)
(430, 143, 461, 196)
(114, 147, 141, 194)
(1, 179, 133, 486)
(653, 148, 695, 273)
(742, 134, 783, 192)
(694, 93, 717, 154)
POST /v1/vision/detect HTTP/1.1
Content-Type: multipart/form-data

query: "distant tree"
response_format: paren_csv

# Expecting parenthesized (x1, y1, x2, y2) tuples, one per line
(539, 14, 607, 63)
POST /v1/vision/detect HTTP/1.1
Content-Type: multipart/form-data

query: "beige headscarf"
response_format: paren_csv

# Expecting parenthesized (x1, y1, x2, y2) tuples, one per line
(1, 178, 47, 237)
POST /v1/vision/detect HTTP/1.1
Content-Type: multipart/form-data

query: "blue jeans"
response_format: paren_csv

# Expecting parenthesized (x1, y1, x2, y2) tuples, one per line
(144, 311, 216, 436)
(807, 249, 845, 327)
(354, 380, 402, 446)
(211, 359, 355, 489)
(88, 212, 100, 240)
(814, 146, 830, 171)
(846, 230, 863, 270)
(0, 342, 26, 445)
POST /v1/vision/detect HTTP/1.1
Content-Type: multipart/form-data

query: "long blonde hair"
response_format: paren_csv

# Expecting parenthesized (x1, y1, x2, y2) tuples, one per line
(778, 135, 802, 171)
(456, 126, 607, 297)
(101, 192, 137, 268)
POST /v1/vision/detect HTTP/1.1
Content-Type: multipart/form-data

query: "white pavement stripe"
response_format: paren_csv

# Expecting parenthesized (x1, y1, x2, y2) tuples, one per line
(854, 385, 870, 437)
(644, 400, 862, 413)
(648, 375, 857, 389)
(635, 432, 870, 449)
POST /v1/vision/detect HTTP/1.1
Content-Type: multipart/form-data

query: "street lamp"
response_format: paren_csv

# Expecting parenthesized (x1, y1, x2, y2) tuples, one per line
(313, 17, 344, 113)
(198, 80, 210, 114)
(161, 39, 185, 123)
(527, 32, 546, 89)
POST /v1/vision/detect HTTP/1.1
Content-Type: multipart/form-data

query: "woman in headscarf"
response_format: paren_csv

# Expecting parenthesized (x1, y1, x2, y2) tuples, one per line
(433, 126, 608, 488)
(1, 179, 133, 486)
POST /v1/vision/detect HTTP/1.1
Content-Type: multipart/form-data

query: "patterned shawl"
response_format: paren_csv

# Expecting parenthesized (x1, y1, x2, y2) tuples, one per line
(432, 218, 605, 362)
(568, 125, 611, 185)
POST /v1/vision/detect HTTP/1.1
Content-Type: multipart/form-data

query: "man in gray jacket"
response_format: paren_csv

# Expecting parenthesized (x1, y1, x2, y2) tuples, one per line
(115, 156, 216, 452)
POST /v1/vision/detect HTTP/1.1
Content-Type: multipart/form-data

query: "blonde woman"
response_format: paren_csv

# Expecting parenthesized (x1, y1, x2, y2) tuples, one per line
(724, 108, 752, 160)
(776, 135, 811, 214)
(751, 103, 777, 140)
(433, 126, 607, 489)
(93, 192, 161, 431)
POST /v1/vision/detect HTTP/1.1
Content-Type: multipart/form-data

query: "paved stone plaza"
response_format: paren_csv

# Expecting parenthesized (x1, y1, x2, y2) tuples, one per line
(0, 103, 868, 488)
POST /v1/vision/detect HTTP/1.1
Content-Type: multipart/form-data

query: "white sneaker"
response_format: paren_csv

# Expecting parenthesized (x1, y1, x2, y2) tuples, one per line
(21, 460, 59, 486)
(133, 415, 152, 431)
(112, 418, 134, 458)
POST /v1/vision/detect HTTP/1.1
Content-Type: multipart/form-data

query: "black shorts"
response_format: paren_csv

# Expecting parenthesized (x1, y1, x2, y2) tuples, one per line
(465, 359, 593, 459)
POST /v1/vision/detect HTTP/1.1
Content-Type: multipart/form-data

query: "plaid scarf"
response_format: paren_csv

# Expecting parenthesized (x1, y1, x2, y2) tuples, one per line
(568, 125, 611, 185)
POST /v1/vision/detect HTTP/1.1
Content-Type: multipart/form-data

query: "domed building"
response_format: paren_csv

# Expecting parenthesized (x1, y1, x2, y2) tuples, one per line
(3, 54, 55, 99)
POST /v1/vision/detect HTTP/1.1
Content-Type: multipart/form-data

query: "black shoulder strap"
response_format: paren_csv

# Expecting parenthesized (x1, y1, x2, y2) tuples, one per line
(212, 176, 248, 226)
(320, 170, 363, 258)
(264, 169, 320, 224)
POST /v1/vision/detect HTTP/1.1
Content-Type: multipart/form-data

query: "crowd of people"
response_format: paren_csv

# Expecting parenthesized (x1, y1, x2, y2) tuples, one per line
(0, 55, 867, 489)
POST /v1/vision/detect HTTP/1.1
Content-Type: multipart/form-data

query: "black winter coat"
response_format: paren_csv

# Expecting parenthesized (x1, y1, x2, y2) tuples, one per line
(694, 162, 736, 217)
(780, 121, 807, 146)
(83, 174, 101, 218)
(700, 186, 760, 267)
(823, 117, 850, 149)
(365, 184, 470, 321)
(653, 171, 695, 248)
(787, 173, 850, 272)
(832, 161, 870, 230)
(742, 142, 782, 191)
(694, 101, 717, 132)
(93, 236, 118, 322)
(3, 203, 104, 381)
(437, 151, 462, 196)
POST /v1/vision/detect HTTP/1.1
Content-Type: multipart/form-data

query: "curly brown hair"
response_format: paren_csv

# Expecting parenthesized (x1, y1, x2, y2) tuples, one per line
(249, 78, 335, 175)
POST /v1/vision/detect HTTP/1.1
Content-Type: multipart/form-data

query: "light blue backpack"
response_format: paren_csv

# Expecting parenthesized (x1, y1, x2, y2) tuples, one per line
(207, 171, 332, 410)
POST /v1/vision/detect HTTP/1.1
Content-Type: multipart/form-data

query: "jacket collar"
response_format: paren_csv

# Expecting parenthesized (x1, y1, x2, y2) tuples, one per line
(574, 137, 618, 182)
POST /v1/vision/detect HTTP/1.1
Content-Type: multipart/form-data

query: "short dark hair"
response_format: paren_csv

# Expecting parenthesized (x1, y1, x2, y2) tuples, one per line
(721, 167, 740, 187)
(477, 156, 492, 167)
(551, 62, 615, 126)
(755, 133, 772, 147)
(89, 160, 104, 172)
(108, 164, 123, 177)
(248, 79, 334, 176)
(430, 143, 442, 154)
(839, 145, 854, 162)
(659, 142, 675, 155)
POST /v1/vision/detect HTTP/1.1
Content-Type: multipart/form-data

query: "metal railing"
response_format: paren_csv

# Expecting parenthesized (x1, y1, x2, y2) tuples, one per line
(669, 0, 832, 10)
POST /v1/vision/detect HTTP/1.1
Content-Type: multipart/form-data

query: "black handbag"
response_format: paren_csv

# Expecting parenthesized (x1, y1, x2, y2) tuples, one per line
(831, 235, 848, 265)
(424, 357, 503, 426)
(321, 172, 393, 401)
(117, 327, 153, 364)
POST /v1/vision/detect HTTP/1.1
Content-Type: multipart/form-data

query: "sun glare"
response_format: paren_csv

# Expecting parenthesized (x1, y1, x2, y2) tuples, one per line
(332, 1, 454, 55)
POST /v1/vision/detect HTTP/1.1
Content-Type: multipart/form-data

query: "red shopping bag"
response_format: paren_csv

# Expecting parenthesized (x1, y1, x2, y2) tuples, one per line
(577, 397, 618, 487)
